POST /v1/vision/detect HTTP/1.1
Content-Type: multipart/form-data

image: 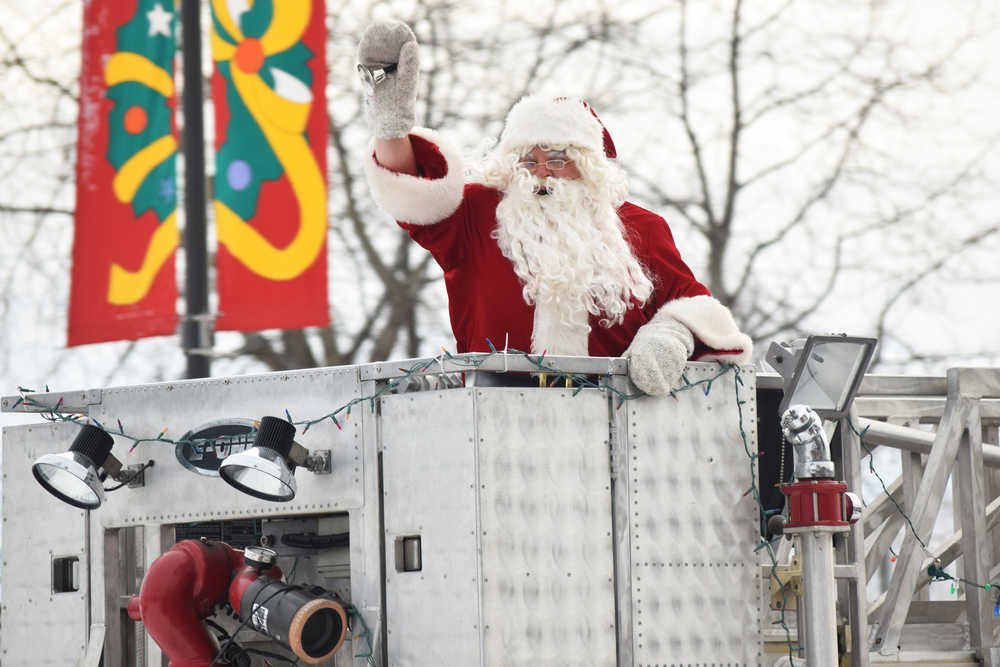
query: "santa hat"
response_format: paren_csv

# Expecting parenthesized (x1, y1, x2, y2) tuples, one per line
(499, 95, 617, 158)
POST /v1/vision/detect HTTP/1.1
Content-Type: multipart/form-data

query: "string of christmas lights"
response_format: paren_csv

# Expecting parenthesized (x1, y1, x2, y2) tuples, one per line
(731, 367, 797, 662)
(14, 352, 792, 657)
(345, 603, 377, 666)
(11, 348, 731, 449)
(849, 420, 1000, 610)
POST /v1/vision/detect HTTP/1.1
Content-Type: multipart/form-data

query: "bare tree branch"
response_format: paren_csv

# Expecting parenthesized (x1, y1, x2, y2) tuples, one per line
(732, 74, 897, 300)
(0, 26, 77, 102)
(0, 204, 73, 216)
(871, 224, 999, 365)
(677, 0, 717, 229)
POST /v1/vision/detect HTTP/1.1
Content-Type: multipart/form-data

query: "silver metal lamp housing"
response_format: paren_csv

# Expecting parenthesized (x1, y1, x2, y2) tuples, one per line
(32, 450, 106, 510)
(219, 445, 297, 502)
(767, 334, 877, 419)
(32, 423, 117, 510)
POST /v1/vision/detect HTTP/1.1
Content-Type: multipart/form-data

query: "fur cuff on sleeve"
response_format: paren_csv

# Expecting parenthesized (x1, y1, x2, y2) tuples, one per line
(363, 126, 465, 225)
(657, 295, 753, 365)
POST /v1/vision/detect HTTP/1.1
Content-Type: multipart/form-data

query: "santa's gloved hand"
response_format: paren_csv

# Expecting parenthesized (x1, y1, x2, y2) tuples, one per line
(625, 312, 694, 396)
(357, 21, 419, 138)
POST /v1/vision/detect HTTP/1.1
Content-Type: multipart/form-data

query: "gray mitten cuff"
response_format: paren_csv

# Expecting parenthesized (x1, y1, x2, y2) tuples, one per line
(358, 22, 419, 139)
(625, 311, 695, 396)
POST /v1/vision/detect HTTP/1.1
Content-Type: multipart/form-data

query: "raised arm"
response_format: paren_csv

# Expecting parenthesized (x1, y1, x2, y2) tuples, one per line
(358, 22, 419, 176)
(373, 137, 417, 176)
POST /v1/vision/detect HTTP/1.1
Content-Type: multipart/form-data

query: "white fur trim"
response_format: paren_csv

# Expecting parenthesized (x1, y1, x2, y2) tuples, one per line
(363, 127, 465, 225)
(531, 301, 590, 356)
(657, 295, 753, 365)
(500, 96, 603, 154)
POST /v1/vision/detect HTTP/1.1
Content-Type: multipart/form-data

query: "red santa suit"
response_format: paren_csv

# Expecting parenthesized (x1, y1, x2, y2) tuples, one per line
(363, 125, 752, 364)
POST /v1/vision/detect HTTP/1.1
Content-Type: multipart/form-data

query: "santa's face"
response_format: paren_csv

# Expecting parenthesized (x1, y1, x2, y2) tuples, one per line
(488, 147, 654, 355)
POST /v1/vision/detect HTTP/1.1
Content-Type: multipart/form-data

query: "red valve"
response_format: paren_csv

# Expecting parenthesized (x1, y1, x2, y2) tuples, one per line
(781, 479, 858, 528)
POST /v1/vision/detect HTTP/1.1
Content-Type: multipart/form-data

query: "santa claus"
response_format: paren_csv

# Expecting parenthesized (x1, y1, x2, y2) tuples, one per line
(358, 22, 752, 395)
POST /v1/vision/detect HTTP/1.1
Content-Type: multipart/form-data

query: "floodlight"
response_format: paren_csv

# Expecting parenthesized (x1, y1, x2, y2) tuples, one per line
(32, 424, 120, 509)
(219, 416, 298, 501)
(766, 334, 877, 419)
(218, 416, 331, 502)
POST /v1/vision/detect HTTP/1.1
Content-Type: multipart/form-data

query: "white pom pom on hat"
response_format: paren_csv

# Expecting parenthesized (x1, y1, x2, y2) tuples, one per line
(499, 95, 617, 158)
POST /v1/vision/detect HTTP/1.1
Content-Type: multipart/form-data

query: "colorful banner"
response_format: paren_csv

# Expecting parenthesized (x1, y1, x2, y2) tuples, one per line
(68, 0, 180, 346)
(210, 0, 329, 331)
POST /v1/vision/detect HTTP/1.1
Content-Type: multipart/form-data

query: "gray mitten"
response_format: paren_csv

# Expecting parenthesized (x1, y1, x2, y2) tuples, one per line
(625, 312, 695, 396)
(357, 21, 419, 139)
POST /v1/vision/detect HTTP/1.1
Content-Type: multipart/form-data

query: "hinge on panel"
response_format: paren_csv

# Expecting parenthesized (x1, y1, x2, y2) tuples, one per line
(608, 412, 619, 481)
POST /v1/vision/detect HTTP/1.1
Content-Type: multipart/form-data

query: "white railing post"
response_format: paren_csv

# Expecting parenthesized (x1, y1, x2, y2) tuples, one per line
(870, 369, 971, 654)
(897, 420, 929, 602)
(955, 398, 997, 666)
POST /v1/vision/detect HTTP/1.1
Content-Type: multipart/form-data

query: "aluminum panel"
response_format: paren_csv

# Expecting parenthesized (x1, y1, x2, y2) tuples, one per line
(476, 388, 617, 666)
(381, 388, 482, 666)
(1, 422, 90, 664)
(629, 365, 762, 664)
(88, 366, 364, 526)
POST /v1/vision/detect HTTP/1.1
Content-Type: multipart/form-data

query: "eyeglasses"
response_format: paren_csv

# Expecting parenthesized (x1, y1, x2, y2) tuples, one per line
(516, 158, 571, 171)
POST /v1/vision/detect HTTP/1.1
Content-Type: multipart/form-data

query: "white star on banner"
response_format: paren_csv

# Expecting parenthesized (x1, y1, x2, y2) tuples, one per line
(147, 3, 173, 38)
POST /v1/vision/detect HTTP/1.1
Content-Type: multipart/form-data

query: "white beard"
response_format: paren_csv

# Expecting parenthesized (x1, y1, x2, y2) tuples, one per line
(492, 174, 654, 356)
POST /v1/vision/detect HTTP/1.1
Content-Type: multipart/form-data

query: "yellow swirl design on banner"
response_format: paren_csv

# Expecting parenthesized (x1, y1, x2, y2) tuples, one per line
(210, 29, 237, 61)
(108, 211, 180, 305)
(212, 0, 244, 42)
(105, 52, 175, 97)
(104, 52, 179, 305)
(112, 135, 177, 204)
(212, 0, 324, 281)
(258, 2, 310, 55)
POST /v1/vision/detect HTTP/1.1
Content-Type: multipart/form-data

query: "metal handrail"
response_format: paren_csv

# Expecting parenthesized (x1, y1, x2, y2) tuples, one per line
(844, 368, 1000, 663)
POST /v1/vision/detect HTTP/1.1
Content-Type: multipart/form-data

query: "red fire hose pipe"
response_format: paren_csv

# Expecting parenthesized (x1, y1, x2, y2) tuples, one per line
(128, 539, 348, 666)
(127, 539, 281, 667)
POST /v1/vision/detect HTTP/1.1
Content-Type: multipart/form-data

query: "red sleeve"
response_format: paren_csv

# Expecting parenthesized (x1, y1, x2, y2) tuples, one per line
(619, 202, 710, 315)
(390, 137, 504, 275)
(408, 133, 449, 179)
(391, 134, 470, 272)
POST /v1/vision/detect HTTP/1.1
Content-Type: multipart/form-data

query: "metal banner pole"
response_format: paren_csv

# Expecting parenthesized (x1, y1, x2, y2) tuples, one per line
(180, 0, 211, 378)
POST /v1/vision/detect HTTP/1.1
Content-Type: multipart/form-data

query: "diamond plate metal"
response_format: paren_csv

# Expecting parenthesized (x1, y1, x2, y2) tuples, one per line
(476, 388, 617, 666)
(1, 422, 90, 664)
(628, 364, 762, 664)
